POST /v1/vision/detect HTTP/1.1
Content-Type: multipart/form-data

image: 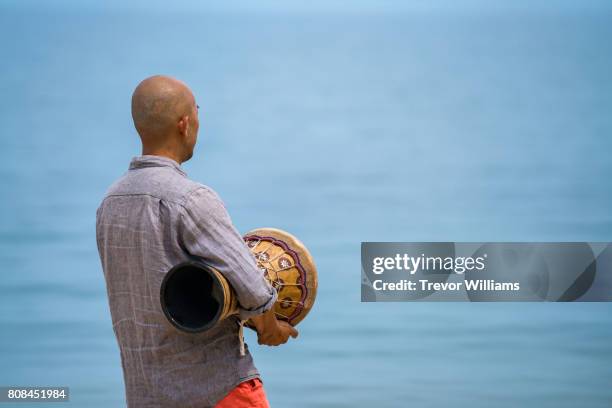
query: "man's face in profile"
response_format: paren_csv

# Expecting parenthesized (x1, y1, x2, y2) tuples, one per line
(184, 99, 200, 161)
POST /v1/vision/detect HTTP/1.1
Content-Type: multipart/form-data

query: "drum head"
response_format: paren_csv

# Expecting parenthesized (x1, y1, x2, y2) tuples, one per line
(244, 228, 317, 326)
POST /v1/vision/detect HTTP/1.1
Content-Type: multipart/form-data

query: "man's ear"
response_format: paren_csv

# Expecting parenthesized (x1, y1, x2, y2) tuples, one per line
(178, 115, 190, 136)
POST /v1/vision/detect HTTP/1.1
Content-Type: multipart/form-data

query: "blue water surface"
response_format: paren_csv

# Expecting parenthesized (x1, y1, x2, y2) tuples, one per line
(1, 2, 611, 407)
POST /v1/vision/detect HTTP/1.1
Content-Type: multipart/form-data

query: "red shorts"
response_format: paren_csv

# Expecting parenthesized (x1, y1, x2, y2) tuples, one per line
(215, 378, 270, 408)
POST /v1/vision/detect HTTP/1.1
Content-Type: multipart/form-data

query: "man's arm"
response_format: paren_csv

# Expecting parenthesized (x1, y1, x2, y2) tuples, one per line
(178, 186, 297, 344)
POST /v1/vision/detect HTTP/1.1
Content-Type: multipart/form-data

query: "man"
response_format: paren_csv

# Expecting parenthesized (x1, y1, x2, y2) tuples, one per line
(96, 75, 297, 407)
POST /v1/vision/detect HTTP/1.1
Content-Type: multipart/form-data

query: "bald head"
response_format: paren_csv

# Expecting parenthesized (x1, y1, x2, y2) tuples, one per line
(131, 75, 200, 163)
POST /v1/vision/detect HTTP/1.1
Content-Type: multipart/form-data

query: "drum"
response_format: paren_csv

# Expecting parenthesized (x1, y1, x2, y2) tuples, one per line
(160, 228, 317, 333)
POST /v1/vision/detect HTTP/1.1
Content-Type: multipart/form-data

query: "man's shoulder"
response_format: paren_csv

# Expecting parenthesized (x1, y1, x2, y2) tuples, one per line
(180, 183, 229, 220)
(100, 168, 214, 209)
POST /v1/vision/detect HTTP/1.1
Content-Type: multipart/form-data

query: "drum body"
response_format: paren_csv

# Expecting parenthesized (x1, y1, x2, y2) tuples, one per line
(160, 228, 317, 332)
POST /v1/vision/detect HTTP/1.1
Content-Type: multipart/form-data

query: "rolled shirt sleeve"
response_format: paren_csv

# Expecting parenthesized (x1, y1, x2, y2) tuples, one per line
(179, 186, 277, 321)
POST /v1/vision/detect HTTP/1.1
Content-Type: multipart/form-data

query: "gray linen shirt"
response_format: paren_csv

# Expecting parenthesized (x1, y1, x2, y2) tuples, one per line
(96, 155, 277, 407)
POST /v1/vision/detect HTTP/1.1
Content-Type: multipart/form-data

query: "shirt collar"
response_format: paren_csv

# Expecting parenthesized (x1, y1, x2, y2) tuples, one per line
(129, 155, 187, 177)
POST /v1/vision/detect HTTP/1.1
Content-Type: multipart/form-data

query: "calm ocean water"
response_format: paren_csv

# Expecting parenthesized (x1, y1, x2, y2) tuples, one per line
(1, 3, 612, 407)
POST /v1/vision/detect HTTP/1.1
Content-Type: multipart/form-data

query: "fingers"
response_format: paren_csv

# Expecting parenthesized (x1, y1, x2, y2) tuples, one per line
(257, 333, 285, 347)
(259, 338, 285, 347)
(256, 321, 299, 346)
(277, 321, 299, 338)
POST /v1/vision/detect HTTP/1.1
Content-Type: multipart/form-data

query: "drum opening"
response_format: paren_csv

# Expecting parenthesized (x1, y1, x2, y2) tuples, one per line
(160, 262, 224, 333)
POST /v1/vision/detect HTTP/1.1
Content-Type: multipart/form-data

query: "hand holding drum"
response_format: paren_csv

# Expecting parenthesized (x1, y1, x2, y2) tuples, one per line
(160, 228, 318, 335)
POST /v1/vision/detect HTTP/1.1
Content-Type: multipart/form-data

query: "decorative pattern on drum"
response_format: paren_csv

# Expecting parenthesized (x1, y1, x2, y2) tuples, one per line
(243, 228, 318, 326)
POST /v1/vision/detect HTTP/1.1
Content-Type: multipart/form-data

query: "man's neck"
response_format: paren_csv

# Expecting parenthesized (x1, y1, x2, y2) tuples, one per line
(141, 147, 183, 164)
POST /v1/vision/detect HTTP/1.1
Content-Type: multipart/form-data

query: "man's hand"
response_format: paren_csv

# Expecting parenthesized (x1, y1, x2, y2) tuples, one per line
(257, 320, 298, 346)
(249, 308, 298, 346)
